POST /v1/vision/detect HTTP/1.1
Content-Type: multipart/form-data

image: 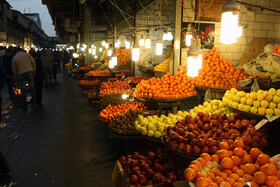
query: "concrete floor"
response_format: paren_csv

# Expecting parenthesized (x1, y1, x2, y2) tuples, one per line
(0, 72, 124, 187)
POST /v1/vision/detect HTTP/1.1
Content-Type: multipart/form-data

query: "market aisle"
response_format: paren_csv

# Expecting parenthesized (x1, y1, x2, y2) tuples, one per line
(0, 72, 121, 187)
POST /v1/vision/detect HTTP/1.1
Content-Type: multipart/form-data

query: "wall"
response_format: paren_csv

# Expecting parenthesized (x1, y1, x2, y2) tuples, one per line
(134, 0, 176, 76)
(181, 0, 280, 66)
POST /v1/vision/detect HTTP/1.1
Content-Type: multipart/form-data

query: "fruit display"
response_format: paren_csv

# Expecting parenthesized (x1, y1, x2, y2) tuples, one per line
(119, 148, 187, 186)
(115, 48, 131, 65)
(189, 100, 234, 119)
(223, 88, 280, 116)
(265, 71, 280, 80)
(99, 80, 133, 97)
(249, 74, 269, 79)
(79, 65, 91, 71)
(108, 109, 140, 135)
(79, 79, 100, 86)
(133, 72, 197, 99)
(98, 102, 146, 123)
(154, 57, 171, 72)
(100, 50, 107, 61)
(100, 93, 128, 107)
(195, 47, 248, 89)
(184, 142, 280, 187)
(134, 111, 189, 139)
(124, 77, 151, 85)
(87, 69, 112, 77)
(65, 62, 72, 67)
(162, 112, 267, 155)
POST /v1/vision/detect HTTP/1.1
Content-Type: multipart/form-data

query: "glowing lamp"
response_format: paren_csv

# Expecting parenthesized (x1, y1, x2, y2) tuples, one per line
(112, 56, 117, 66)
(220, 0, 242, 44)
(163, 31, 168, 41)
(108, 59, 114, 68)
(99, 47, 103, 52)
(101, 41, 106, 46)
(115, 39, 120, 48)
(187, 39, 199, 77)
(156, 41, 163, 55)
(73, 53, 79, 58)
(92, 48, 96, 55)
(89, 48, 92, 54)
(132, 45, 140, 61)
(125, 40, 130, 49)
(105, 43, 109, 49)
(94, 55, 97, 59)
(166, 31, 173, 41)
(145, 32, 151, 49)
(139, 35, 145, 47)
(108, 49, 112, 57)
(186, 24, 192, 47)
(122, 94, 129, 100)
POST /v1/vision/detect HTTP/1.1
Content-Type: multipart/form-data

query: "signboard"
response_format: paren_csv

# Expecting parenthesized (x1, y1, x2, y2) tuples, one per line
(272, 44, 280, 56)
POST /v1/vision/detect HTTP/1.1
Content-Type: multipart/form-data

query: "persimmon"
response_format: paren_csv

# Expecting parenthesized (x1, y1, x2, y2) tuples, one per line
(232, 182, 244, 187)
(188, 164, 199, 173)
(230, 173, 240, 181)
(232, 156, 241, 166)
(225, 177, 236, 185)
(196, 177, 210, 187)
(260, 163, 278, 176)
(214, 176, 224, 184)
(243, 174, 254, 181)
(211, 154, 220, 162)
(87, 69, 112, 77)
(233, 139, 245, 149)
(217, 149, 230, 160)
(219, 142, 230, 150)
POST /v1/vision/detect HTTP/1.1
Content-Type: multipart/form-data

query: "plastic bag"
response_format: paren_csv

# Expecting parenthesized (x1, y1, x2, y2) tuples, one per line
(238, 78, 252, 87)
(251, 78, 260, 92)
(204, 88, 212, 102)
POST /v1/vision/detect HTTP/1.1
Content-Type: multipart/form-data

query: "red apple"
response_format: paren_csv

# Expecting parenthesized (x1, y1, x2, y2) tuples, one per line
(119, 156, 127, 165)
(146, 180, 153, 185)
(197, 138, 205, 147)
(203, 123, 210, 131)
(202, 146, 209, 153)
(132, 152, 140, 159)
(206, 138, 216, 147)
(142, 164, 150, 171)
(192, 145, 201, 154)
(178, 143, 185, 152)
(146, 169, 156, 178)
(167, 172, 177, 182)
(211, 113, 218, 120)
(197, 121, 204, 129)
(195, 116, 201, 122)
(210, 146, 218, 154)
(147, 151, 156, 161)
(130, 175, 138, 184)
(132, 166, 141, 174)
(139, 175, 147, 185)
(186, 144, 192, 153)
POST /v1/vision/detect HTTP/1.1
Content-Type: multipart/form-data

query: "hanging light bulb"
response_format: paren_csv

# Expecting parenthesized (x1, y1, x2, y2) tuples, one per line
(139, 35, 145, 47)
(77, 43, 80, 49)
(156, 32, 163, 56)
(94, 55, 97, 59)
(163, 31, 168, 41)
(145, 31, 151, 49)
(108, 45, 112, 57)
(166, 29, 173, 41)
(186, 24, 193, 47)
(132, 45, 140, 61)
(187, 38, 199, 77)
(125, 40, 130, 49)
(115, 39, 120, 48)
(89, 48, 92, 54)
(220, 0, 242, 44)
(92, 48, 96, 55)
(99, 47, 103, 52)
(105, 43, 109, 49)
(196, 38, 203, 73)
(109, 59, 114, 68)
(101, 41, 106, 46)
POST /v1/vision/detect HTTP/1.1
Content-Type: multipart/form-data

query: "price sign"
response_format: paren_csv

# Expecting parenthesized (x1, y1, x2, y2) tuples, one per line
(255, 119, 268, 130)
(266, 115, 279, 122)
(272, 44, 280, 56)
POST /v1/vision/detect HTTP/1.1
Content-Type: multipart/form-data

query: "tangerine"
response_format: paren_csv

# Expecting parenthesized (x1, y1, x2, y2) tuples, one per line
(196, 177, 210, 187)
(221, 157, 234, 169)
(184, 168, 196, 181)
(233, 147, 244, 157)
(243, 163, 256, 175)
(266, 175, 279, 187)
(257, 154, 270, 165)
(254, 171, 267, 185)
(243, 155, 254, 164)
(219, 142, 230, 150)
(250, 148, 263, 160)
(200, 153, 211, 161)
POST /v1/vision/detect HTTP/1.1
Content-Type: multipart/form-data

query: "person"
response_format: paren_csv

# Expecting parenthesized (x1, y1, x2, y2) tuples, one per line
(63, 50, 70, 69)
(12, 48, 37, 108)
(31, 53, 44, 105)
(0, 48, 14, 101)
(40, 50, 53, 88)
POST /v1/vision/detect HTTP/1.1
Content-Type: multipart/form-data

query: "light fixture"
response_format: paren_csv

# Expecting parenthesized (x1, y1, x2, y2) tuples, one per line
(89, 48, 92, 54)
(101, 41, 106, 46)
(187, 38, 199, 78)
(115, 39, 120, 48)
(91, 44, 95, 49)
(77, 43, 80, 49)
(156, 32, 163, 56)
(105, 43, 109, 49)
(186, 24, 193, 47)
(94, 55, 97, 59)
(109, 55, 118, 68)
(196, 38, 203, 73)
(139, 35, 145, 47)
(69, 46, 74, 50)
(82, 44, 87, 48)
(99, 47, 103, 52)
(108, 45, 112, 57)
(112, 56, 117, 65)
(163, 31, 168, 41)
(92, 48, 96, 55)
(145, 31, 151, 49)
(73, 53, 79, 58)
(166, 29, 173, 41)
(125, 40, 130, 49)
(122, 94, 129, 100)
(220, 0, 242, 44)
(132, 44, 140, 61)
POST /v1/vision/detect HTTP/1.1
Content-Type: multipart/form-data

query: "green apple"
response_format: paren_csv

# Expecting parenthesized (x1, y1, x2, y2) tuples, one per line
(264, 94, 273, 102)
(253, 100, 261, 108)
(269, 102, 276, 109)
(277, 89, 280, 96)
(214, 110, 221, 116)
(212, 105, 218, 112)
(140, 127, 147, 135)
(246, 98, 254, 106)
(233, 96, 241, 103)
(268, 88, 276, 96)
(147, 130, 154, 137)
(257, 94, 265, 101)
(257, 90, 264, 95)
(229, 101, 234, 107)
(135, 124, 141, 131)
(238, 103, 244, 110)
(273, 95, 280, 104)
(232, 102, 239, 108)
(261, 100, 269, 108)
(219, 102, 225, 109)
(237, 91, 246, 97)
(154, 131, 162, 138)
(250, 92, 258, 100)
(266, 108, 274, 116)
(243, 105, 251, 112)
(245, 93, 250, 99)
(177, 111, 183, 116)
(274, 108, 280, 116)
(203, 102, 209, 107)
(231, 88, 238, 94)
(250, 107, 258, 114)
(240, 97, 246, 104)
(258, 107, 266, 115)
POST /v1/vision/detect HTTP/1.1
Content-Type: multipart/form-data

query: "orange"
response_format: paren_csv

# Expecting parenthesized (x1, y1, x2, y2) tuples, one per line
(196, 177, 210, 187)
(243, 155, 254, 164)
(211, 168, 221, 175)
(207, 172, 216, 180)
(232, 182, 244, 187)
(274, 180, 280, 187)
(232, 156, 241, 166)
(266, 175, 279, 187)
(232, 166, 239, 173)
(236, 169, 245, 177)
(261, 163, 278, 176)
(212, 154, 220, 163)
(250, 181, 259, 187)
(254, 171, 267, 185)
(219, 172, 228, 180)
(250, 148, 263, 160)
(217, 149, 230, 160)
(189, 164, 199, 173)
(221, 157, 234, 169)
(228, 150, 233, 158)
(233, 139, 245, 149)
(219, 142, 230, 150)
(184, 168, 196, 180)
(243, 163, 256, 175)
(230, 173, 240, 181)
(237, 178, 246, 184)
(225, 177, 236, 184)
(233, 147, 244, 157)
(195, 171, 206, 182)
(191, 160, 202, 169)
(197, 158, 206, 167)
(223, 169, 233, 176)
(243, 174, 254, 181)
(257, 154, 270, 165)
(214, 176, 224, 184)
(200, 153, 211, 161)
(220, 181, 231, 187)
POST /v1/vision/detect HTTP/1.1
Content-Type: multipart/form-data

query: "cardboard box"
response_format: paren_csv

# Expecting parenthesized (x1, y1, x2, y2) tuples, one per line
(112, 161, 190, 187)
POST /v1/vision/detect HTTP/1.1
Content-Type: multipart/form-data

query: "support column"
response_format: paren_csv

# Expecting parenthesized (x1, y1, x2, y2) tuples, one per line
(173, 0, 182, 74)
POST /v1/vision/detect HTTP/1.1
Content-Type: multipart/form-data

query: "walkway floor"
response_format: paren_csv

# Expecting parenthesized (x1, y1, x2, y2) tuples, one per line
(0, 72, 124, 186)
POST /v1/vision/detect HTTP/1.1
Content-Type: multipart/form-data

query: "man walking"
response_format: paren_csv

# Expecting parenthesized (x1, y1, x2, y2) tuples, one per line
(12, 48, 37, 108)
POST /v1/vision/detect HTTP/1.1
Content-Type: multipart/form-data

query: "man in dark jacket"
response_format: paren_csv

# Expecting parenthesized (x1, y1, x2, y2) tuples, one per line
(31, 53, 44, 105)
(0, 48, 14, 100)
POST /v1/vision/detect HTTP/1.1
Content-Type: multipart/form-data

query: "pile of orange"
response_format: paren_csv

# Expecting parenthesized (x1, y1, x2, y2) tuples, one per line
(87, 69, 112, 77)
(79, 65, 91, 71)
(133, 71, 197, 99)
(195, 47, 248, 89)
(65, 62, 72, 67)
(184, 139, 280, 187)
(99, 80, 132, 97)
(98, 102, 146, 123)
(78, 79, 100, 86)
(115, 49, 131, 65)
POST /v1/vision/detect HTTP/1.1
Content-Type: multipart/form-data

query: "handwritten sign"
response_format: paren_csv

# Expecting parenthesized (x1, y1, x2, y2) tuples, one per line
(255, 119, 268, 130)
(266, 115, 279, 122)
